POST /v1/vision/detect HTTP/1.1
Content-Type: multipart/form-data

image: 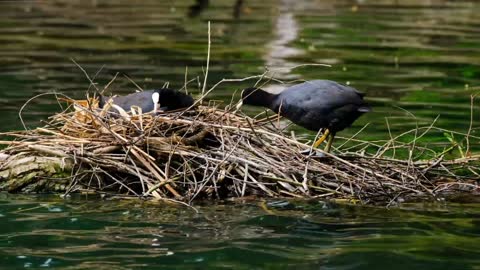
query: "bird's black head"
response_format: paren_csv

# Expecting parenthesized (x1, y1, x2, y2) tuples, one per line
(240, 87, 275, 108)
(154, 88, 195, 110)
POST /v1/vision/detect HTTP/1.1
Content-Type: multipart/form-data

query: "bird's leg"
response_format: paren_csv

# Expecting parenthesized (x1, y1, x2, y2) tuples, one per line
(313, 129, 330, 148)
(324, 132, 336, 153)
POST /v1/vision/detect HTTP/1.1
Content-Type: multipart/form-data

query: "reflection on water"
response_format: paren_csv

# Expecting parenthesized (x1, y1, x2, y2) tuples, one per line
(264, 0, 303, 82)
(1, 1, 480, 268)
(0, 194, 479, 269)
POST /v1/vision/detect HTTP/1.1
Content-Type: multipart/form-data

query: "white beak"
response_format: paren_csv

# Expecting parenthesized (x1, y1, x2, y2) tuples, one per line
(152, 92, 160, 113)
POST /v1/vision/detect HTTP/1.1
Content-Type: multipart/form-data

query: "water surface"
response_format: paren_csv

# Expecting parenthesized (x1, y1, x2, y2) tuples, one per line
(1, 194, 479, 269)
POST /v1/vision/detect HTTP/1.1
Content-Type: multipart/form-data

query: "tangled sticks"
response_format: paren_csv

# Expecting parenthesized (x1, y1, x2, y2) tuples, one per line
(0, 98, 478, 204)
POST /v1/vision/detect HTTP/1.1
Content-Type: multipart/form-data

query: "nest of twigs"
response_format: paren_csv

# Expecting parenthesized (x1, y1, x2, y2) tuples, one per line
(0, 96, 479, 205)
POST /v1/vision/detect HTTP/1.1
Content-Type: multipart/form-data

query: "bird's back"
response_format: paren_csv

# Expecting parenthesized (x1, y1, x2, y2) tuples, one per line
(100, 90, 156, 113)
(278, 80, 364, 108)
(274, 80, 369, 131)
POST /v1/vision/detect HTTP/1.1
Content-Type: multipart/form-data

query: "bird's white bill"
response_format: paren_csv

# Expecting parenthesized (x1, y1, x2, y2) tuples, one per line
(235, 100, 243, 110)
(152, 92, 160, 113)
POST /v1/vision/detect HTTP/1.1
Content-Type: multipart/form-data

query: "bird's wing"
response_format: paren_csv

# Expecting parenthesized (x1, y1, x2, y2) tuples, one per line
(111, 91, 154, 112)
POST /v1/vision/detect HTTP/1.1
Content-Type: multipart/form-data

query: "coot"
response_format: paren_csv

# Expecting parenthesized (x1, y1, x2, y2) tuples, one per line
(239, 80, 370, 152)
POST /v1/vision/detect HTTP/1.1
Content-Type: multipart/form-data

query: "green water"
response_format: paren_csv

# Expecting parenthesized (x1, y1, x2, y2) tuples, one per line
(1, 0, 480, 268)
(1, 194, 479, 269)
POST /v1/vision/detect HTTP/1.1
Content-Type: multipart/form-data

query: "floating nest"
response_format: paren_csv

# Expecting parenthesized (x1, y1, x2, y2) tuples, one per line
(0, 96, 478, 205)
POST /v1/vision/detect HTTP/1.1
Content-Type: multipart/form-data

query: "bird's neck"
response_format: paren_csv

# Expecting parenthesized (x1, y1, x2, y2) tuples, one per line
(249, 90, 279, 111)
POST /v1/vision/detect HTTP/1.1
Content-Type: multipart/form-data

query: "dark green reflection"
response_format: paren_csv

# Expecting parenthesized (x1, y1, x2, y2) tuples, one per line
(1, 194, 479, 269)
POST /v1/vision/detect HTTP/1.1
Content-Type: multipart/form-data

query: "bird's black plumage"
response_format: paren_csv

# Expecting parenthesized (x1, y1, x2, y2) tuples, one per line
(241, 80, 370, 133)
(99, 88, 194, 113)
(241, 80, 370, 153)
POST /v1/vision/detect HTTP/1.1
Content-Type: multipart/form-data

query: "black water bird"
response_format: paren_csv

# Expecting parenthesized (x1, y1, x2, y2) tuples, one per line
(99, 88, 194, 114)
(238, 80, 370, 152)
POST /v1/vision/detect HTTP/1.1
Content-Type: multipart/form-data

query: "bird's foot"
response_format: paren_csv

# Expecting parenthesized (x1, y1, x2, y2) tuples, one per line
(300, 148, 327, 157)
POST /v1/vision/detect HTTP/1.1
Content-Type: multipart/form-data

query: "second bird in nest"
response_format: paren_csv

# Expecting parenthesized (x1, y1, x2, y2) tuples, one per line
(99, 88, 194, 114)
